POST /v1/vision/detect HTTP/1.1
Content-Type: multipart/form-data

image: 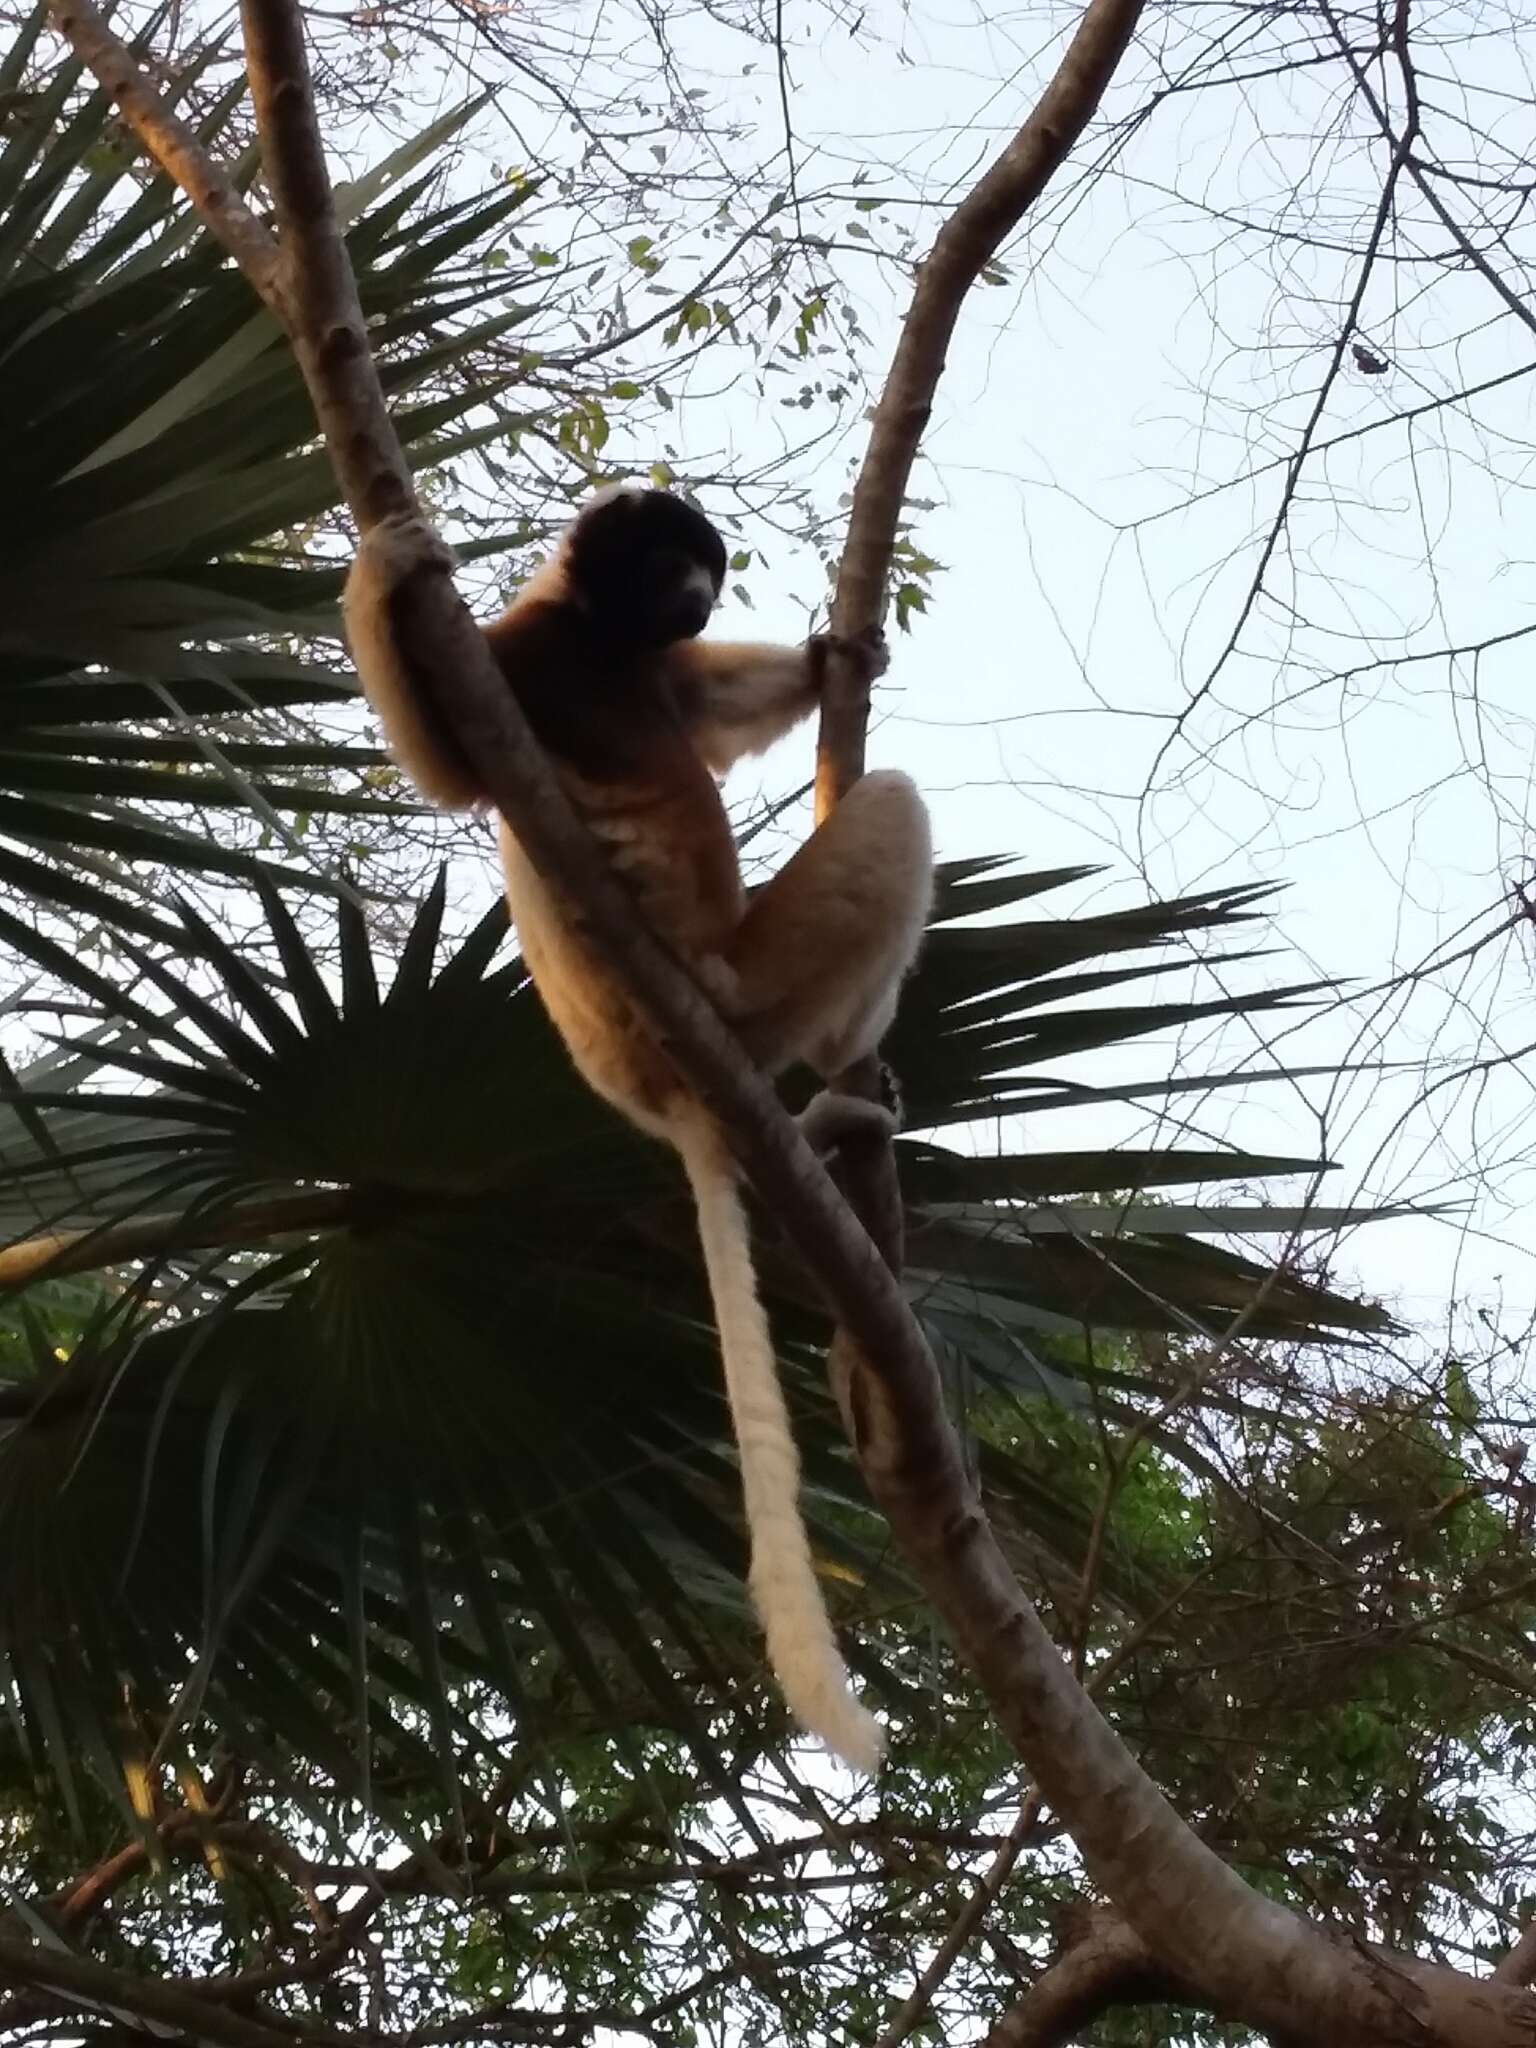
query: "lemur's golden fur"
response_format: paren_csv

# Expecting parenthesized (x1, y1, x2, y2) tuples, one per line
(344, 486, 933, 1771)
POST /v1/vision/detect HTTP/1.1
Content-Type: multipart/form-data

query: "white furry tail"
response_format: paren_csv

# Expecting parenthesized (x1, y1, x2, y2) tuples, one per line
(676, 1117, 884, 1775)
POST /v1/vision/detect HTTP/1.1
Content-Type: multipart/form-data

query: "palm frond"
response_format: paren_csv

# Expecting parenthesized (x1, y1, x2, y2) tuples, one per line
(0, 856, 1398, 1820)
(0, 32, 538, 900)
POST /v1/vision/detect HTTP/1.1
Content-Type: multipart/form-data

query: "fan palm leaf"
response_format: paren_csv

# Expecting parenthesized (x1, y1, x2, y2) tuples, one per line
(0, 855, 1394, 1819)
(0, 16, 539, 928)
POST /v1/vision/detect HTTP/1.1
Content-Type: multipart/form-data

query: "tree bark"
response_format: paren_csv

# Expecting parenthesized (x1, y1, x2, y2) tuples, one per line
(0, 1935, 345, 2048)
(982, 1907, 1171, 2048)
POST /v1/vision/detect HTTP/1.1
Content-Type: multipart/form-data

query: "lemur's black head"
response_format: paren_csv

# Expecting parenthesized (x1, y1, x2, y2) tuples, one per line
(563, 487, 728, 648)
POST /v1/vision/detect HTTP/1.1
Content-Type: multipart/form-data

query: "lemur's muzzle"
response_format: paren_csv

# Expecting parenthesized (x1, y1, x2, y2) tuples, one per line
(665, 562, 717, 640)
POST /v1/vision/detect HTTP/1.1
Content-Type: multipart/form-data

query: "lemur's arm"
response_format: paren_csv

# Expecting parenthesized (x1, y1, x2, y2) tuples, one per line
(342, 512, 484, 808)
(665, 637, 829, 773)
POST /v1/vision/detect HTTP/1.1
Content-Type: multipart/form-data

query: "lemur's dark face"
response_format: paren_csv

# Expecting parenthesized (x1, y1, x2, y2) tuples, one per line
(566, 488, 728, 649)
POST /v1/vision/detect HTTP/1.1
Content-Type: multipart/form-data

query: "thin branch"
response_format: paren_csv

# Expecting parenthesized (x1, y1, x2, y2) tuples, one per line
(1346, 0, 1536, 341)
(814, 0, 1146, 813)
(49, 1813, 200, 1928)
(771, 0, 803, 244)
(1138, 0, 1420, 822)
(0, 1191, 354, 1293)
(873, 1793, 1043, 2048)
(48, 0, 280, 297)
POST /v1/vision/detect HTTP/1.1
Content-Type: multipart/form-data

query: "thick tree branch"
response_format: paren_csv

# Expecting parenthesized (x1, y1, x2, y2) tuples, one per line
(814, 0, 1146, 811)
(1493, 1921, 1536, 1988)
(47, 0, 280, 297)
(982, 1907, 1171, 2048)
(237, 0, 414, 533)
(47, 7, 1536, 2042)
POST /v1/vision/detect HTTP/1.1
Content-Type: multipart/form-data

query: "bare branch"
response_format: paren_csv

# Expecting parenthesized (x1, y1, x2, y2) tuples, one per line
(47, 0, 280, 298)
(982, 1907, 1170, 2048)
(815, 0, 1147, 813)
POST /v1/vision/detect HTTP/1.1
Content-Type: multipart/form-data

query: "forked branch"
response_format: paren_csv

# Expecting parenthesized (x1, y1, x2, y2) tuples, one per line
(980, 1908, 1171, 2048)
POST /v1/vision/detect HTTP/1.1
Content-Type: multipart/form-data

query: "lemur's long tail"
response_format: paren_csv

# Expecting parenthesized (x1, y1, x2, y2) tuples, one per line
(676, 1115, 883, 1774)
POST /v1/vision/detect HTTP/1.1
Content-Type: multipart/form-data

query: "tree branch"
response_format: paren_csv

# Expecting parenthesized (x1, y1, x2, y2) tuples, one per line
(808, 0, 1148, 1594)
(814, 0, 1146, 811)
(0, 1935, 347, 2048)
(981, 1907, 1171, 2048)
(0, 1191, 354, 1293)
(47, 0, 280, 298)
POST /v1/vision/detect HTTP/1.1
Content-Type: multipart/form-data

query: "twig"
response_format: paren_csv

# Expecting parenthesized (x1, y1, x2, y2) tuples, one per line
(1323, 0, 1536, 344)
(771, 0, 803, 244)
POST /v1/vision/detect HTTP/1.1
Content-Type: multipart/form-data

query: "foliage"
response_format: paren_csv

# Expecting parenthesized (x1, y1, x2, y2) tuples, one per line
(3, 1322, 1531, 2048)
(0, 855, 1393, 1831)
(0, 32, 548, 928)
